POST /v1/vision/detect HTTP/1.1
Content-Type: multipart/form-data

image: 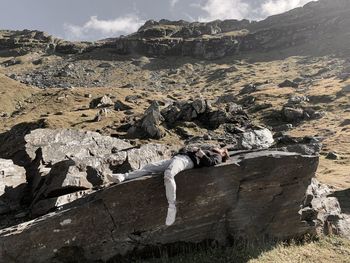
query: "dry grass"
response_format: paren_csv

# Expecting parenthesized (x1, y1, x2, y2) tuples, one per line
(138, 236, 350, 263)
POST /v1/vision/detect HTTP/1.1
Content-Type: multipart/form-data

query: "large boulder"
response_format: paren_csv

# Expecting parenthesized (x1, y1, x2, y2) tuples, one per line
(25, 129, 132, 166)
(24, 129, 172, 216)
(0, 149, 333, 262)
(236, 128, 274, 150)
(128, 102, 166, 139)
(301, 179, 350, 238)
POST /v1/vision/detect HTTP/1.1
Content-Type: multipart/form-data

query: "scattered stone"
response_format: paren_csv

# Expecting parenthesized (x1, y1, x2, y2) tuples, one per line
(278, 79, 299, 88)
(121, 83, 135, 89)
(128, 101, 165, 139)
(1, 58, 22, 67)
(97, 62, 114, 68)
(340, 85, 350, 94)
(239, 83, 257, 95)
(326, 152, 339, 160)
(94, 108, 110, 122)
(282, 107, 305, 122)
(89, 95, 114, 109)
(0, 112, 9, 118)
(250, 103, 272, 112)
(340, 119, 350, 127)
(287, 95, 309, 106)
(273, 124, 293, 132)
(125, 95, 142, 103)
(114, 100, 133, 111)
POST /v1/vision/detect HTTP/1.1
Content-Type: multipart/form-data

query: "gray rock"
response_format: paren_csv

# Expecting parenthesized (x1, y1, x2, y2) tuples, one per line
(273, 124, 293, 132)
(0, 159, 27, 214)
(25, 129, 170, 216)
(0, 150, 323, 262)
(125, 95, 142, 103)
(239, 84, 257, 95)
(301, 179, 350, 238)
(278, 79, 299, 88)
(237, 128, 274, 150)
(326, 151, 339, 160)
(128, 102, 165, 139)
(114, 100, 133, 111)
(89, 95, 114, 109)
(282, 143, 322, 156)
(25, 129, 132, 166)
(282, 107, 305, 122)
(340, 85, 350, 94)
(97, 62, 114, 68)
(24, 129, 132, 195)
(287, 95, 309, 106)
(215, 94, 236, 104)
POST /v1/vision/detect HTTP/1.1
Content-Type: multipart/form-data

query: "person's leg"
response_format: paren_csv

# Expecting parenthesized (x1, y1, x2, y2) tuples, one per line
(164, 155, 194, 225)
(107, 159, 171, 183)
(125, 159, 172, 180)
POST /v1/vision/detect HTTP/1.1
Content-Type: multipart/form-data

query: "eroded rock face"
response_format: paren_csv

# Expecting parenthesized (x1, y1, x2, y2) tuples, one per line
(128, 101, 166, 139)
(301, 179, 350, 238)
(24, 129, 172, 217)
(0, 150, 323, 262)
(0, 159, 27, 214)
(25, 129, 132, 165)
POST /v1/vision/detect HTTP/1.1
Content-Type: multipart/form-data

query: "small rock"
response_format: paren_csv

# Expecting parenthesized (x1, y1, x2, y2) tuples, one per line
(326, 152, 339, 160)
(114, 100, 133, 111)
(90, 95, 114, 109)
(287, 95, 309, 106)
(98, 62, 114, 68)
(273, 124, 293, 132)
(282, 107, 304, 122)
(125, 95, 142, 103)
(239, 84, 257, 95)
(278, 80, 299, 88)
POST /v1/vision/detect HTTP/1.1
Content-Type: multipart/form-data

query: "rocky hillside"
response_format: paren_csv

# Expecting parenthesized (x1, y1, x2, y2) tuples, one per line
(1, 0, 350, 60)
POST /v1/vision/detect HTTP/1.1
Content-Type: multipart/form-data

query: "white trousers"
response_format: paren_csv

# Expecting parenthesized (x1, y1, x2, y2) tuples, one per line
(123, 155, 194, 207)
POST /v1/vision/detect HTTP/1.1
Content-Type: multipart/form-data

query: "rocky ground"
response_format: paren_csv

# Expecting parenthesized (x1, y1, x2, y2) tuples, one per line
(0, 50, 349, 190)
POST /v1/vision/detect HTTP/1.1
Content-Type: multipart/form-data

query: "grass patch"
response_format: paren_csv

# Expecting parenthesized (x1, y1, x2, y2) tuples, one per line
(131, 236, 350, 263)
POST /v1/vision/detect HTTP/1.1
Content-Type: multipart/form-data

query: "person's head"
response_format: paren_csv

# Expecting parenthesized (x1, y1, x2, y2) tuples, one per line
(212, 147, 230, 162)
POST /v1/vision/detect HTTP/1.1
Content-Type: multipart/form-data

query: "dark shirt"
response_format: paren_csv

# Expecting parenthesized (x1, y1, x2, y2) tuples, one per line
(182, 150, 223, 168)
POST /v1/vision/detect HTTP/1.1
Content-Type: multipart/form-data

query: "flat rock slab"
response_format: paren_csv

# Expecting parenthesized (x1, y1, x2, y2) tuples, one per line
(0, 151, 319, 262)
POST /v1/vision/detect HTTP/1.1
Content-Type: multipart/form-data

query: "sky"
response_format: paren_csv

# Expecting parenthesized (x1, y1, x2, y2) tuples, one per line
(0, 0, 315, 41)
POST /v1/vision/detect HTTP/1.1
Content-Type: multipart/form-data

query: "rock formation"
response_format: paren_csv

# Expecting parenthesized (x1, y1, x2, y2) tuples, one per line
(2, 0, 350, 60)
(0, 159, 27, 215)
(1, 147, 347, 262)
(22, 129, 172, 217)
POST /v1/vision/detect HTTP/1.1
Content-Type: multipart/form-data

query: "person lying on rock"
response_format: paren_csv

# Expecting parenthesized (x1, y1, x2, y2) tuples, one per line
(106, 146, 230, 226)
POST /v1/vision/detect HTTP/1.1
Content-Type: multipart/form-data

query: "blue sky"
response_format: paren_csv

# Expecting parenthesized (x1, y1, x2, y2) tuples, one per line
(0, 0, 315, 41)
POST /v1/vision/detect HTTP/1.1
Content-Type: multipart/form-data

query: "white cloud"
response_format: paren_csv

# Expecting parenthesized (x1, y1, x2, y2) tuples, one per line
(64, 15, 145, 41)
(170, 0, 179, 8)
(261, 0, 314, 16)
(198, 0, 251, 22)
